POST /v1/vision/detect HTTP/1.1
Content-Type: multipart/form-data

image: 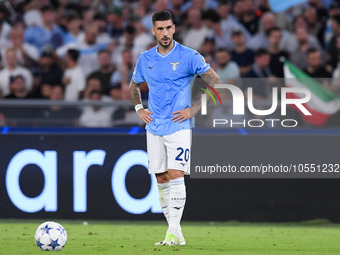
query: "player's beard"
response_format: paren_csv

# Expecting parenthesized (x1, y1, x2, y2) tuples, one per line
(158, 37, 173, 49)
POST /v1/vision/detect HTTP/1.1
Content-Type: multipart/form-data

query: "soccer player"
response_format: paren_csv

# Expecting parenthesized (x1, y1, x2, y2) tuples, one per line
(129, 10, 221, 246)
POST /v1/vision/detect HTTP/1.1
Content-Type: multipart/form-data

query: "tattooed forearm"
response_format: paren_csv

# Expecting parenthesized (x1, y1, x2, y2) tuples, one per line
(191, 68, 222, 116)
(129, 80, 142, 106)
(200, 68, 222, 87)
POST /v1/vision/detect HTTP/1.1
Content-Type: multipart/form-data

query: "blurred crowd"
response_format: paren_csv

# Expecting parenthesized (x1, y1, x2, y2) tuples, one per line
(0, 0, 339, 127)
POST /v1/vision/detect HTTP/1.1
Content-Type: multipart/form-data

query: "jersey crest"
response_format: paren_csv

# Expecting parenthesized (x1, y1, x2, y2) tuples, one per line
(170, 62, 181, 71)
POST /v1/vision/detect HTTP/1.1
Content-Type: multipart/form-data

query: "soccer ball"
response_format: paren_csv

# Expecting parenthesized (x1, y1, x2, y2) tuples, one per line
(34, 221, 67, 251)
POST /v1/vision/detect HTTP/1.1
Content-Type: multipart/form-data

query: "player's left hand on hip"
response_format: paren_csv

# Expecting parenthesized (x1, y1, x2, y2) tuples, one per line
(171, 108, 191, 123)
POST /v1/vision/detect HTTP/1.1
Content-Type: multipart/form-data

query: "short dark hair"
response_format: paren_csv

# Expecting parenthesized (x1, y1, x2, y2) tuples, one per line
(152, 10, 174, 26)
(231, 28, 243, 37)
(307, 48, 318, 55)
(94, 13, 106, 21)
(267, 26, 281, 37)
(67, 49, 80, 62)
(9, 75, 24, 84)
(65, 10, 80, 22)
(254, 48, 269, 57)
(218, 0, 230, 5)
(125, 25, 136, 35)
(52, 84, 65, 94)
(292, 15, 307, 27)
(217, 48, 230, 54)
(98, 49, 110, 56)
(41, 6, 54, 13)
(202, 9, 221, 23)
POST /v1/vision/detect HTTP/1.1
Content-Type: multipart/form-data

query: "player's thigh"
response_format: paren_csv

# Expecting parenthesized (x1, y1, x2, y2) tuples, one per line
(164, 129, 192, 174)
(147, 131, 167, 174)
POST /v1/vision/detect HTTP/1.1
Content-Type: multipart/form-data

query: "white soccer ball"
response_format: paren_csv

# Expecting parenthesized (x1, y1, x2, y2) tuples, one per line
(34, 221, 67, 251)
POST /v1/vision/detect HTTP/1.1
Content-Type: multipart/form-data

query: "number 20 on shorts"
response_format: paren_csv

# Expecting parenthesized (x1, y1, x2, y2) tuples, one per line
(175, 147, 189, 162)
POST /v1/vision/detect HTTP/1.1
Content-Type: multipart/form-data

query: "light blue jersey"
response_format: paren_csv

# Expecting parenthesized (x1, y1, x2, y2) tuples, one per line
(132, 41, 210, 136)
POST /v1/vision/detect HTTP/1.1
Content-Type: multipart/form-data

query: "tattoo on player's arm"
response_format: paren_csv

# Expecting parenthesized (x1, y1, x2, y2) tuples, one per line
(129, 80, 142, 106)
(200, 68, 222, 86)
(191, 68, 223, 116)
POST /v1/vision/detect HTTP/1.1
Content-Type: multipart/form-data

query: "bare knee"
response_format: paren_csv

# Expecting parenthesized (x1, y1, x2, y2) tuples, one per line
(168, 169, 184, 180)
(156, 170, 184, 182)
(156, 172, 169, 183)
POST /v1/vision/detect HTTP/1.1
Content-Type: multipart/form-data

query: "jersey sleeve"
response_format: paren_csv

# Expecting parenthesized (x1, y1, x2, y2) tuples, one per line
(132, 56, 145, 84)
(190, 51, 211, 75)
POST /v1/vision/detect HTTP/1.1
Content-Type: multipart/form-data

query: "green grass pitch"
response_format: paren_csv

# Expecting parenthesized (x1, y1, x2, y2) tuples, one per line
(0, 219, 339, 254)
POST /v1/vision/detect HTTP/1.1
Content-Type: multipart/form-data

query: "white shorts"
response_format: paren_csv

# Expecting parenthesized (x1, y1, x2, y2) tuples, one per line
(147, 129, 192, 175)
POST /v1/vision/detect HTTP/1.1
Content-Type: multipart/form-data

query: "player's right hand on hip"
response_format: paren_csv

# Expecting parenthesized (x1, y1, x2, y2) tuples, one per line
(137, 109, 153, 124)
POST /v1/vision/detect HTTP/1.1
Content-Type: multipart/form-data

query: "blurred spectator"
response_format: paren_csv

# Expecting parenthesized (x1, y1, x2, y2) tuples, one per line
(232, 0, 244, 22)
(255, 0, 292, 32)
(244, 48, 277, 100)
(308, 0, 328, 25)
(62, 11, 84, 45)
(96, 0, 113, 14)
(248, 12, 288, 51)
(79, 90, 115, 127)
(289, 27, 326, 70)
(1, 27, 40, 68)
(199, 37, 216, 62)
(5, 75, 34, 99)
(111, 25, 136, 68)
(331, 58, 340, 94)
(38, 83, 53, 99)
(110, 48, 134, 100)
(38, 84, 79, 127)
(39, 50, 63, 85)
(202, 9, 251, 50)
(281, 15, 323, 55)
(326, 34, 340, 72)
(23, 0, 48, 27)
(217, 0, 236, 25)
(240, 0, 260, 35)
(82, 7, 95, 28)
(169, 0, 184, 23)
(0, 48, 33, 97)
(2, 74, 37, 126)
(328, 14, 340, 57)
(304, 48, 332, 79)
(87, 50, 115, 96)
(182, 8, 213, 51)
(181, 0, 218, 12)
(143, 0, 169, 33)
(24, 6, 64, 52)
(257, 0, 270, 14)
(139, 0, 153, 17)
(323, 1, 340, 49)
(57, 24, 111, 76)
(84, 77, 102, 99)
(107, 6, 124, 39)
(131, 14, 154, 62)
(62, 49, 85, 101)
(215, 48, 240, 83)
(29, 68, 42, 98)
(231, 29, 254, 77)
(267, 27, 289, 78)
(304, 6, 324, 42)
(0, 8, 12, 47)
(93, 13, 112, 44)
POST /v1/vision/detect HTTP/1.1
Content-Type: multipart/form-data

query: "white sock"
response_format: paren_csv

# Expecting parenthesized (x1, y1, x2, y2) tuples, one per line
(157, 182, 170, 224)
(168, 177, 186, 236)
